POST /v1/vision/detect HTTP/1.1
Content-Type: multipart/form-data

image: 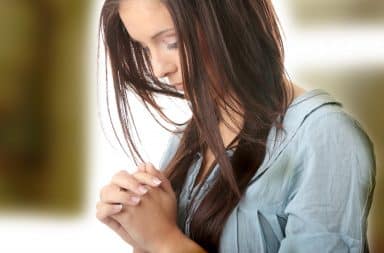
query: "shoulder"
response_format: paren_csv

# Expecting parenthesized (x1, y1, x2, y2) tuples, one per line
(282, 88, 375, 164)
(293, 105, 376, 187)
(273, 88, 377, 186)
(299, 106, 375, 160)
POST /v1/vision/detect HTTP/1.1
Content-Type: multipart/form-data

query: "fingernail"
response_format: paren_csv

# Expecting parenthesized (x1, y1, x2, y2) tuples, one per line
(113, 204, 123, 211)
(138, 186, 148, 194)
(152, 177, 161, 186)
(131, 196, 140, 204)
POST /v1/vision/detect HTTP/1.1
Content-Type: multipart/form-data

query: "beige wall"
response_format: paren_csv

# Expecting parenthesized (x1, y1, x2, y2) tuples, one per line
(0, 1, 90, 214)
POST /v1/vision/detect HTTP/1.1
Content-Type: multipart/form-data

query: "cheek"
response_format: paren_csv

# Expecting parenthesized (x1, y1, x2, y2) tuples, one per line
(175, 53, 182, 72)
(170, 50, 182, 76)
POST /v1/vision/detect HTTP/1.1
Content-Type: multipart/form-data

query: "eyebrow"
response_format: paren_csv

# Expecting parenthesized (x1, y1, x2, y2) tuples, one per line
(150, 28, 174, 40)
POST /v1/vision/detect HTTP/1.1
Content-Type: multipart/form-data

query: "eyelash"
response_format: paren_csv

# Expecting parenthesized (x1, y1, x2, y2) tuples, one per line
(167, 42, 178, 50)
(143, 42, 178, 54)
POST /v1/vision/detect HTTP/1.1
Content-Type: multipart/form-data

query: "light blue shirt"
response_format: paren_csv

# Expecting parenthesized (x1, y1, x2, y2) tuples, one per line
(159, 89, 376, 253)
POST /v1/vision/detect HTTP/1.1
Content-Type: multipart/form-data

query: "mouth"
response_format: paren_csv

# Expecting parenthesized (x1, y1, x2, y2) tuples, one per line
(171, 82, 184, 91)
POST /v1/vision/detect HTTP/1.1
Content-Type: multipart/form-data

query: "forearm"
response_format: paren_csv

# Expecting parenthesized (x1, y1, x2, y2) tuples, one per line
(133, 248, 149, 253)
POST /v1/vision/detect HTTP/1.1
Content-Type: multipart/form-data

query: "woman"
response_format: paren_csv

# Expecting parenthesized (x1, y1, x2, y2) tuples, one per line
(95, 0, 376, 252)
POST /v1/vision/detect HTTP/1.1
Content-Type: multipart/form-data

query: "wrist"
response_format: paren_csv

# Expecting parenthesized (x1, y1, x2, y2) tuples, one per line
(151, 226, 206, 253)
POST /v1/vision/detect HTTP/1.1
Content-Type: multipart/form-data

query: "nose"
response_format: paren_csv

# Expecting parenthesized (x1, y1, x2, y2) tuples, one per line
(150, 51, 177, 79)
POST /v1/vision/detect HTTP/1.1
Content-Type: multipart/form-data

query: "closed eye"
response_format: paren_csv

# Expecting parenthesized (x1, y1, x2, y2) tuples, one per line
(167, 42, 178, 50)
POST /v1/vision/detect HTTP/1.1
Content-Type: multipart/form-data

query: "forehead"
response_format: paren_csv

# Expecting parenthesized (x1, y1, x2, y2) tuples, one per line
(118, 0, 174, 42)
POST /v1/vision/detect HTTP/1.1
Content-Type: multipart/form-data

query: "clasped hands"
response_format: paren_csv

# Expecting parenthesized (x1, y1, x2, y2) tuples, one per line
(96, 163, 179, 253)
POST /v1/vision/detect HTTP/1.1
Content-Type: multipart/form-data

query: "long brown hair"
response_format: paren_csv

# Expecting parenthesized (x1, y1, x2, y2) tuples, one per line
(99, 0, 294, 252)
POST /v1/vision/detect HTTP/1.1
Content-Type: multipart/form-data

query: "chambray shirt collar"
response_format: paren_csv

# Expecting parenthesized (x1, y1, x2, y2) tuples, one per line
(249, 88, 342, 183)
(191, 89, 341, 183)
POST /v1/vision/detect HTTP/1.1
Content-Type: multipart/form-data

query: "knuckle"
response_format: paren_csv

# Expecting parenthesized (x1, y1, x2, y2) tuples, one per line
(117, 169, 128, 176)
(137, 163, 146, 171)
(112, 170, 129, 181)
(112, 171, 138, 189)
(132, 171, 143, 178)
(99, 185, 107, 200)
(148, 163, 161, 174)
(133, 172, 151, 183)
(99, 184, 112, 200)
(145, 163, 156, 173)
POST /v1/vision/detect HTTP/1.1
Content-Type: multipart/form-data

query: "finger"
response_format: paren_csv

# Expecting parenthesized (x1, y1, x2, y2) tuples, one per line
(144, 163, 174, 195)
(99, 184, 142, 205)
(132, 171, 162, 187)
(111, 170, 149, 195)
(96, 201, 123, 220)
(137, 163, 146, 172)
(98, 214, 121, 230)
(98, 216, 137, 246)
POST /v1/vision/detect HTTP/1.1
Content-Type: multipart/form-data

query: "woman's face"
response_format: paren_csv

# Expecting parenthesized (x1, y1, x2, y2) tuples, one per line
(118, 0, 184, 91)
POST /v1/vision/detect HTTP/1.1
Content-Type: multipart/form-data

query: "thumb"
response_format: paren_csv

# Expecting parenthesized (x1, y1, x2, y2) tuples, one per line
(145, 163, 174, 195)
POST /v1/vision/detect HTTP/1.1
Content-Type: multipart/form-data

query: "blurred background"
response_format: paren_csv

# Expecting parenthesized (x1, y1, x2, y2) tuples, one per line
(0, 0, 382, 252)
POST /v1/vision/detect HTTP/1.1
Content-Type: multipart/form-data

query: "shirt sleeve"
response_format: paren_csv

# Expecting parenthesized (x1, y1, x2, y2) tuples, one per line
(279, 112, 376, 253)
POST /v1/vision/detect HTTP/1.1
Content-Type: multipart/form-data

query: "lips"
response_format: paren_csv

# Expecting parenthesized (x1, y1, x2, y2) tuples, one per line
(172, 82, 184, 91)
